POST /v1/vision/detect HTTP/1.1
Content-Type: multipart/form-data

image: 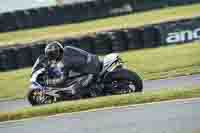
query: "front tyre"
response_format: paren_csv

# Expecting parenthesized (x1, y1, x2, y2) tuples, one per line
(105, 68, 143, 93)
(27, 89, 54, 106)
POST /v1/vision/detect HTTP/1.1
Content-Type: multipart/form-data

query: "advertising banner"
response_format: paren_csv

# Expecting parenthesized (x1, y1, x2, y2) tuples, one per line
(161, 18, 200, 44)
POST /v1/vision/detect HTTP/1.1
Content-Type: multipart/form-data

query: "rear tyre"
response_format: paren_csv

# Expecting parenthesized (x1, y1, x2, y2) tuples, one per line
(105, 68, 143, 93)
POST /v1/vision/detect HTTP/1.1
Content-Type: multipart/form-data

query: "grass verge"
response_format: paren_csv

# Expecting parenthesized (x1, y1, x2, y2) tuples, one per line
(0, 42, 200, 100)
(0, 3, 200, 45)
(0, 87, 200, 122)
(195, 130, 200, 133)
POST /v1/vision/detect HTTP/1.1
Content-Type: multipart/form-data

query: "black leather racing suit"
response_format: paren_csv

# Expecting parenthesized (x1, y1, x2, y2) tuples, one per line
(32, 46, 102, 94)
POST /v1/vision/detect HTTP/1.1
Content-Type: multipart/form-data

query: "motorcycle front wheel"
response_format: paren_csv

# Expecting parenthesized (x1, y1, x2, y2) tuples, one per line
(27, 89, 54, 106)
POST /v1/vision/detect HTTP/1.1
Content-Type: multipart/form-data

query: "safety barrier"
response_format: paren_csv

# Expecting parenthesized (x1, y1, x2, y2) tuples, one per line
(0, 0, 200, 32)
(0, 16, 200, 71)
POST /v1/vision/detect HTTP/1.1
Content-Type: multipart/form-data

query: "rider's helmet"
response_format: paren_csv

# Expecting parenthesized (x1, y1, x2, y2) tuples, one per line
(45, 41, 64, 62)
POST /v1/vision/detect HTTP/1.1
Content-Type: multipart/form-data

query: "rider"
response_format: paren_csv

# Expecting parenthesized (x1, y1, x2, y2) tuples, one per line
(31, 41, 102, 96)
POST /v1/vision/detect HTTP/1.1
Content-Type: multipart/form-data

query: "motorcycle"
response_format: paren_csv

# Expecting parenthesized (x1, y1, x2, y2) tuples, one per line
(27, 53, 143, 106)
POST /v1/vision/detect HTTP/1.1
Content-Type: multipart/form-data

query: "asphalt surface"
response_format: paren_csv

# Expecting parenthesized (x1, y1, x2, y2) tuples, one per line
(0, 98, 200, 133)
(0, 0, 93, 13)
(0, 74, 200, 112)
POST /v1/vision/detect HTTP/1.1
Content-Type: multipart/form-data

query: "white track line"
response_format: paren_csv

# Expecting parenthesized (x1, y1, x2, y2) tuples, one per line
(1, 97, 200, 124)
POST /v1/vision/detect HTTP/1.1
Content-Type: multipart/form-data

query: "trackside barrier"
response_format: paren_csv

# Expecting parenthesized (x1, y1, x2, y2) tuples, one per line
(0, 0, 200, 32)
(159, 18, 200, 45)
(15, 46, 33, 68)
(109, 31, 129, 52)
(30, 42, 46, 66)
(2, 48, 18, 70)
(1, 12, 18, 32)
(14, 11, 31, 29)
(0, 16, 200, 71)
(0, 50, 8, 71)
(78, 36, 95, 53)
(142, 26, 162, 48)
(125, 28, 143, 49)
(93, 32, 112, 54)
(27, 8, 40, 28)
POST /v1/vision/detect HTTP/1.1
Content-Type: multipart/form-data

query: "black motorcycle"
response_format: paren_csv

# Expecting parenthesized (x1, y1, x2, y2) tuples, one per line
(28, 53, 143, 106)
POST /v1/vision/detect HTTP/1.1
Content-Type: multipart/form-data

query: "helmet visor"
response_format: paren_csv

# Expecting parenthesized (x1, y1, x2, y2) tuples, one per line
(46, 49, 59, 61)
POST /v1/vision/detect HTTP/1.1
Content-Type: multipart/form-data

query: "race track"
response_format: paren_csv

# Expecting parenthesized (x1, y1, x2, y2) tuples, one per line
(0, 74, 200, 112)
(0, 98, 200, 133)
(0, 0, 93, 13)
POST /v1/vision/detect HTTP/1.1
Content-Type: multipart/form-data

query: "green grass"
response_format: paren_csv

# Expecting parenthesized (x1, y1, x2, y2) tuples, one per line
(121, 42, 200, 80)
(0, 68, 30, 100)
(194, 130, 200, 133)
(0, 42, 200, 100)
(0, 4, 200, 46)
(0, 86, 200, 122)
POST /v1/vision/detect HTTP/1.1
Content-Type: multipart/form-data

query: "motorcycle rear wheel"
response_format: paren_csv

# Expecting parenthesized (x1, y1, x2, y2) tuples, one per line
(105, 68, 143, 93)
